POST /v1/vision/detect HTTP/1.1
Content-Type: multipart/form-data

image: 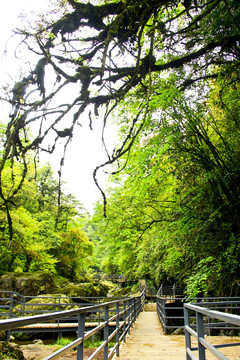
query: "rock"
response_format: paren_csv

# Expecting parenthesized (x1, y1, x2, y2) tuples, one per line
(12, 294, 78, 317)
(171, 327, 185, 335)
(32, 340, 43, 345)
(0, 272, 56, 296)
(57, 283, 99, 297)
(0, 341, 25, 360)
(0, 272, 121, 299)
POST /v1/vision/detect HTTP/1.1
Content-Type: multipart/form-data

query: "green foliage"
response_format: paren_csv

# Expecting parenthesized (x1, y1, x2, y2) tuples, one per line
(55, 337, 72, 346)
(0, 155, 92, 279)
(1, 0, 240, 297)
(53, 227, 94, 280)
(91, 69, 240, 296)
(185, 257, 221, 297)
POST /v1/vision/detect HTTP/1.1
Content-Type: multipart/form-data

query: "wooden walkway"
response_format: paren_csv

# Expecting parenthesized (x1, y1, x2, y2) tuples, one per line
(113, 303, 186, 360)
(113, 304, 240, 360)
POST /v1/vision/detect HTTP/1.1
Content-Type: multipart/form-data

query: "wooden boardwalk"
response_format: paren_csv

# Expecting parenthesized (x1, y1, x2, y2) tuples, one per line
(113, 303, 186, 360)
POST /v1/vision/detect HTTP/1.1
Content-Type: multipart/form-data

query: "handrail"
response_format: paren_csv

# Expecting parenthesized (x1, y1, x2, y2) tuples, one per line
(184, 303, 240, 360)
(0, 290, 146, 360)
(156, 295, 240, 334)
(156, 284, 183, 297)
(0, 291, 125, 315)
(0, 291, 128, 320)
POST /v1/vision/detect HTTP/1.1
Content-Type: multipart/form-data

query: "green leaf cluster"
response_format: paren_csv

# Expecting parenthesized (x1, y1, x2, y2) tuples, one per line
(91, 68, 240, 297)
(0, 158, 93, 280)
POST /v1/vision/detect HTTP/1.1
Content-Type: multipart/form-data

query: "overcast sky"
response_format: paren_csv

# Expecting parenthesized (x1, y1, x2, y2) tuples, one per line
(0, 0, 114, 213)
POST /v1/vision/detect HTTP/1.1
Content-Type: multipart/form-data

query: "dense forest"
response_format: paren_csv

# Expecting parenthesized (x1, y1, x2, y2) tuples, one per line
(0, 0, 240, 297)
(0, 141, 93, 279)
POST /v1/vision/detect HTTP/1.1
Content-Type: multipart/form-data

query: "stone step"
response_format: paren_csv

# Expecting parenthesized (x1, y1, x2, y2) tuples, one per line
(144, 303, 156, 312)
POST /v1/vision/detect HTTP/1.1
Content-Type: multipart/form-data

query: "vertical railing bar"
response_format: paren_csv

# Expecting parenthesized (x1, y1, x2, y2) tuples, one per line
(127, 299, 131, 334)
(123, 301, 126, 341)
(22, 295, 25, 317)
(104, 305, 109, 360)
(116, 303, 120, 357)
(162, 298, 167, 334)
(77, 313, 85, 360)
(133, 297, 136, 322)
(9, 292, 12, 319)
(197, 311, 206, 360)
(98, 298, 101, 325)
(184, 306, 191, 360)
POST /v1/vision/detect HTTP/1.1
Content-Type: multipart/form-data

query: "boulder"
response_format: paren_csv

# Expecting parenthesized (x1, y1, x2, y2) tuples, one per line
(0, 341, 25, 360)
(0, 272, 56, 296)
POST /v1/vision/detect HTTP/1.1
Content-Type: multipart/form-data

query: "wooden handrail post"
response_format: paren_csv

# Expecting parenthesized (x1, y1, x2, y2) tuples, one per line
(77, 313, 85, 360)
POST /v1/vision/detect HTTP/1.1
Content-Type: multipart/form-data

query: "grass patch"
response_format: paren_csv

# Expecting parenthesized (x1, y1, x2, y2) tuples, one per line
(55, 337, 72, 346)
(54, 337, 116, 349)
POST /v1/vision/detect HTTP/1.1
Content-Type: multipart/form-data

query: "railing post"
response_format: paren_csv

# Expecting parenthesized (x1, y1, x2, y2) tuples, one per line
(9, 292, 13, 319)
(127, 299, 131, 334)
(184, 306, 191, 360)
(98, 298, 101, 324)
(77, 313, 85, 360)
(104, 305, 109, 360)
(21, 295, 26, 317)
(143, 289, 146, 309)
(123, 301, 126, 341)
(133, 297, 136, 321)
(162, 298, 167, 334)
(6, 330, 11, 342)
(116, 303, 120, 356)
(196, 311, 206, 360)
(58, 296, 61, 312)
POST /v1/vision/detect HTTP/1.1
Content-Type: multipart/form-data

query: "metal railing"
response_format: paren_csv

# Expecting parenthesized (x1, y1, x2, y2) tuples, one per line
(156, 296, 240, 334)
(156, 284, 183, 298)
(0, 291, 124, 320)
(184, 303, 240, 360)
(139, 280, 157, 300)
(0, 290, 145, 360)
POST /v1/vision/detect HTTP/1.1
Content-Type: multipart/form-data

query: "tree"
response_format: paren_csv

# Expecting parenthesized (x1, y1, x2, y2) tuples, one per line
(0, 0, 240, 293)
(1, 0, 239, 215)
(91, 69, 240, 296)
(0, 155, 90, 277)
(52, 227, 94, 280)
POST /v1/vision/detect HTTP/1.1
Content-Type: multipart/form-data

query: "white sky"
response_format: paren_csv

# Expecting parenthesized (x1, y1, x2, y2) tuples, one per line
(0, 0, 114, 213)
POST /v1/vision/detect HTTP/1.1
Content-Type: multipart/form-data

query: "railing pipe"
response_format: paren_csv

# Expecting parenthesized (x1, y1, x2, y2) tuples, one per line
(0, 291, 145, 360)
(184, 303, 240, 360)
